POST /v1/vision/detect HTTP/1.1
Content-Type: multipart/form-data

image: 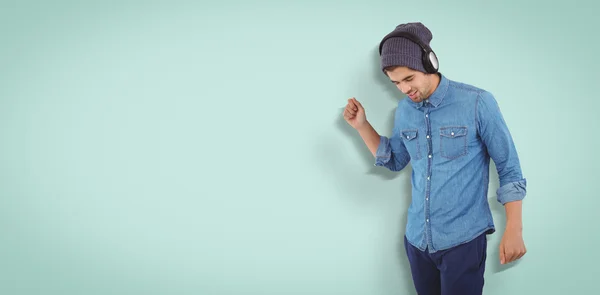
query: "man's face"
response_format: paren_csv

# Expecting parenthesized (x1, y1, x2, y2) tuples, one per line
(386, 67, 436, 103)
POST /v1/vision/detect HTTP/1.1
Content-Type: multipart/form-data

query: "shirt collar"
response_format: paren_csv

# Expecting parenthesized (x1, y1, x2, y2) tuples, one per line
(410, 73, 449, 109)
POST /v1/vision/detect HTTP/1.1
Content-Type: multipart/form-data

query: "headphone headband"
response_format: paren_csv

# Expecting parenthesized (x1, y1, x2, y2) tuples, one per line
(378, 31, 431, 55)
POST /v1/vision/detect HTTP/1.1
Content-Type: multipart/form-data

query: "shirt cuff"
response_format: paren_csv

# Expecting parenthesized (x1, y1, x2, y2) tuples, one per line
(496, 178, 527, 205)
(374, 135, 391, 166)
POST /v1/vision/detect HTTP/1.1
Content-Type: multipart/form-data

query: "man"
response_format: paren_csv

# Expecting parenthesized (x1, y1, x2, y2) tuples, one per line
(342, 22, 527, 295)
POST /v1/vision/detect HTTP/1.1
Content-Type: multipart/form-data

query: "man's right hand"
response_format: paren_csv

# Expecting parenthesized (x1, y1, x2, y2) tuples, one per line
(343, 97, 367, 130)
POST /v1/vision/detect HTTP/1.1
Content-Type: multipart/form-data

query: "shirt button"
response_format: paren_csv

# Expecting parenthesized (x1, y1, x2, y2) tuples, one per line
(426, 114, 428, 118)
(426, 135, 430, 139)
(406, 136, 409, 139)
(426, 198, 429, 201)
(427, 176, 430, 180)
(428, 155, 432, 158)
(451, 132, 454, 136)
(426, 219, 429, 222)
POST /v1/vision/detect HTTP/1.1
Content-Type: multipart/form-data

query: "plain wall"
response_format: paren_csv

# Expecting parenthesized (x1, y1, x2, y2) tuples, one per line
(1, 0, 598, 294)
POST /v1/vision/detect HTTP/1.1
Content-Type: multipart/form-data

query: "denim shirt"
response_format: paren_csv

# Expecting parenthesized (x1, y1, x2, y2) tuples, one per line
(375, 73, 526, 253)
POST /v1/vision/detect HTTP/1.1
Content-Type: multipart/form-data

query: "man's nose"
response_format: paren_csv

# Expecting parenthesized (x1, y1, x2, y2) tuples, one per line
(400, 84, 410, 94)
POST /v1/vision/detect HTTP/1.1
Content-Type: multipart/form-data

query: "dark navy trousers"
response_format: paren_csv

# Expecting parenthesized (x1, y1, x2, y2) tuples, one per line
(404, 233, 487, 295)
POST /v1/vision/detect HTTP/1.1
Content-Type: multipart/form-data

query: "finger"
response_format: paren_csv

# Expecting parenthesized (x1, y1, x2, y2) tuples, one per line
(508, 250, 520, 263)
(353, 98, 364, 110)
(345, 104, 357, 115)
(499, 244, 505, 265)
(347, 102, 356, 113)
(505, 251, 515, 264)
(344, 109, 354, 119)
(343, 112, 351, 121)
(348, 98, 359, 111)
(349, 99, 359, 111)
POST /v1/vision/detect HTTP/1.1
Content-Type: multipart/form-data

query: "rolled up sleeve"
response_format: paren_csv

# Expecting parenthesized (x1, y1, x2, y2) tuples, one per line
(496, 178, 527, 205)
(374, 134, 410, 172)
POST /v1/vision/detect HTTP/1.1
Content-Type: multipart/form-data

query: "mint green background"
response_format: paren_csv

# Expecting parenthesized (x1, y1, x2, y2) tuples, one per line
(1, 1, 598, 294)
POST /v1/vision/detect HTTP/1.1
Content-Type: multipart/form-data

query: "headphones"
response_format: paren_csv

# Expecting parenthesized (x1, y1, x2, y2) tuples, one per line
(378, 31, 439, 74)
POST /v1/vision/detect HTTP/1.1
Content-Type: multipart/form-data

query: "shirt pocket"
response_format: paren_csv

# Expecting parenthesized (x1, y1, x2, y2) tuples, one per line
(401, 129, 422, 160)
(439, 126, 468, 159)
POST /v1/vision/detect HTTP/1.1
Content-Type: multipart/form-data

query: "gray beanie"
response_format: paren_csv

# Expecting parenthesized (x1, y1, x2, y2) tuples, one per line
(379, 22, 435, 73)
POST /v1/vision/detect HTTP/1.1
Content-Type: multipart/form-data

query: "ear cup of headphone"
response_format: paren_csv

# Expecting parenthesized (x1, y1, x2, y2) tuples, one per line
(423, 50, 439, 74)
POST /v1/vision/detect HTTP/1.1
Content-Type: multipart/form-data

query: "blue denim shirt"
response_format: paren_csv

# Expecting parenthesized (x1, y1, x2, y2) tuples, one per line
(375, 73, 526, 253)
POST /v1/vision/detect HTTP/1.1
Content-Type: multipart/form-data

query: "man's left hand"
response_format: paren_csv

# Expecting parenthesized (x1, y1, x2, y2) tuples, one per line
(499, 227, 527, 264)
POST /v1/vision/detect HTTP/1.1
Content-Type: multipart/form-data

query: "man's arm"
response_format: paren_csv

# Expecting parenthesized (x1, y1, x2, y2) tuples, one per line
(476, 91, 527, 204)
(476, 91, 527, 264)
(356, 121, 382, 157)
(505, 200, 523, 229)
(500, 200, 526, 264)
(343, 97, 409, 171)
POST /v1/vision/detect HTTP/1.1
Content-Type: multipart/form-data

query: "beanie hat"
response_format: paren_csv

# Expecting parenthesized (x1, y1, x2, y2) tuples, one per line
(379, 22, 435, 74)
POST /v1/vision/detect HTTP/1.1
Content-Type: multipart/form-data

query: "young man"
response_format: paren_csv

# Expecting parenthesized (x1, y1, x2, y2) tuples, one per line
(342, 22, 527, 295)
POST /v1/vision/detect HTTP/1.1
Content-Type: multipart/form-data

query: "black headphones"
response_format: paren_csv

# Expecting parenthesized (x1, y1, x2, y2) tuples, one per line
(378, 31, 439, 74)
